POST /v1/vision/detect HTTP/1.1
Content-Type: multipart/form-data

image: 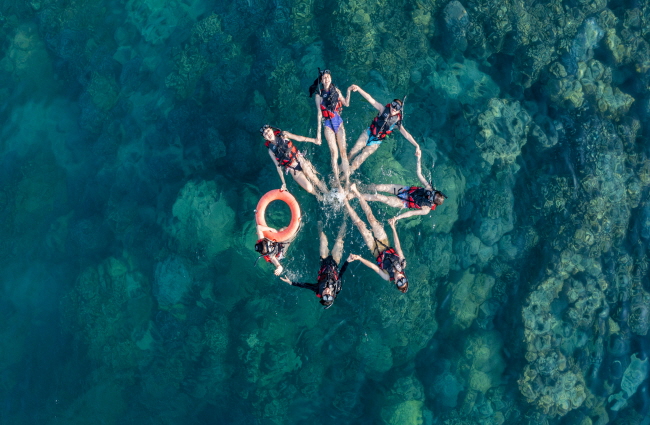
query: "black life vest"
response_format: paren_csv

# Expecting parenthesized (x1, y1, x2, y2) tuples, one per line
(369, 104, 402, 141)
(376, 247, 402, 281)
(397, 187, 434, 209)
(316, 257, 341, 298)
(257, 238, 286, 263)
(265, 130, 298, 168)
(319, 86, 342, 120)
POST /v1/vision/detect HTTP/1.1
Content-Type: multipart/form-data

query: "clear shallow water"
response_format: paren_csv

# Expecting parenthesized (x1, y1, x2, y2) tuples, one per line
(1, 0, 650, 424)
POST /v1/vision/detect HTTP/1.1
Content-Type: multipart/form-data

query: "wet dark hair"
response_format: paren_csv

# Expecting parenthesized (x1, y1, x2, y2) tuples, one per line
(254, 240, 268, 255)
(308, 69, 331, 98)
(392, 99, 403, 107)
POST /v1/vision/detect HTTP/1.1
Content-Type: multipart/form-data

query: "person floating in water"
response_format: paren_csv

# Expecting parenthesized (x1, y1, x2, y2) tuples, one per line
(309, 69, 352, 188)
(255, 223, 292, 276)
(347, 85, 421, 175)
(281, 218, 350, 308)
(359, 150, 446, 223)
(344, 184, 409, 293)
(260, 125, 328, 196)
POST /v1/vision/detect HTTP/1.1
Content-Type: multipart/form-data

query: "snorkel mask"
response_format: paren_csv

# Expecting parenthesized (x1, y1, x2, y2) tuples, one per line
(390, 100, 403, 112)
(259, 124, 271, 135)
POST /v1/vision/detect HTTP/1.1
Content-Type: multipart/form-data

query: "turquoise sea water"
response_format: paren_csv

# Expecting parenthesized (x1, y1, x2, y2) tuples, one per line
(2, 0, 650, 424)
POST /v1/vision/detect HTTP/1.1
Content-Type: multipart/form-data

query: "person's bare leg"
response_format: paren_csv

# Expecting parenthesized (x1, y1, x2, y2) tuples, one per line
(344, 199, 377, 255)
(360, 193, 404, 209)
(331, 215, 347, 264)
(366, 184, 405, 194)
(291, 170, 315, 195)
(323, 127, 341, 188)
(350, 184, 388, 242)
(297, 157, 329, 194)
(318, 221, 329, 259)
(348, 130, 368, 161)
(336, 126, 350, 188)
(349, 144, 379, 174)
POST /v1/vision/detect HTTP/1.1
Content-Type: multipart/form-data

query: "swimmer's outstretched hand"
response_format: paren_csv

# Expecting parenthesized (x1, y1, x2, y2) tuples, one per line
(347, 254, 359, 262)
(388, 217, 397, 227)
(280, 184, 287, 192)
(349, 84, 359, 92)
(415, 148, 421, 157)
(280, 276, 292, 285)
(274, 265, 284, 276)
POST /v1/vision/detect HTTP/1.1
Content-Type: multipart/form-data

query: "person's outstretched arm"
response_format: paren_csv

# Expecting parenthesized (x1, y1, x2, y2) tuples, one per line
(415, 150, 432, 190)
(399, 127, 421, 154)
(339, 87, 351, 107)
(268, 150, 287, 191)
(348, 85, 384, 112)
(314, 95, 323, 144)
(283, 131, 321, 145)
(256, 224, 277, 239)
(280, 276, 318, 292)
(387, 218, 406, 264)
(347, 254, 390, 281)
(338, 260, 350, 279)
(269, 257, 283, 276)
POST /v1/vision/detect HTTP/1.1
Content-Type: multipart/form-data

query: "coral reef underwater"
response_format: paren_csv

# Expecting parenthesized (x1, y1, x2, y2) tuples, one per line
(1, 0, 650, 424)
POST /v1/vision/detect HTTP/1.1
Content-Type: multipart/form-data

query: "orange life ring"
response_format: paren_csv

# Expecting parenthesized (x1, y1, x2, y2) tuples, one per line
(255, 189, 301, 242)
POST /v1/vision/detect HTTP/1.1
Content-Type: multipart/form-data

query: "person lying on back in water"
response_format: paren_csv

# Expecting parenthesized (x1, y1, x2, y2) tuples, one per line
(281, 218, 351, 308)
(344, 184, 409, 293)
(254, 224, 292, 276)
(260, 125, 328, 197)
(346, 85, 421, 175)
(359, 150, 446, 223)
(309, 69, 352, 189)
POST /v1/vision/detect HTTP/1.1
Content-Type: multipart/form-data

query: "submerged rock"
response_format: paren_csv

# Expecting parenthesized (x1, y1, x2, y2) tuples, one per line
(443, 1, 470, 52)
(476, 99, 531, 169)
(168, 180, 235, 257)
(154, 255, 193, 308)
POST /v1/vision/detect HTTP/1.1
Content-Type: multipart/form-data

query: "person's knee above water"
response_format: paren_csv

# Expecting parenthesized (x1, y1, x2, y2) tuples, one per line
(259, 124, 327, 196)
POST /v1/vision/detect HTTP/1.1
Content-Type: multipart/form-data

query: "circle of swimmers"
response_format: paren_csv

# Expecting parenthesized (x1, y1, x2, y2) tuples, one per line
(254, 69, 446, 309)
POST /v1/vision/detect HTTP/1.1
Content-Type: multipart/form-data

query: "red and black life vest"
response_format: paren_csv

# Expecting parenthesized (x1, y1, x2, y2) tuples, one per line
(319, 86, 342, 120)
(265, 130, 298, 169)
(397, 187, 435, 209)
(369, 104, 402, 141)
(316, 256, 341, 298)
(257, 238, 286, 263)
(376, 247, 401, 281)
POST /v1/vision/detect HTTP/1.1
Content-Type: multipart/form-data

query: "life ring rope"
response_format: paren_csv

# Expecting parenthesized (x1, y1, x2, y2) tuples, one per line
(255, 189, 301, 242)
